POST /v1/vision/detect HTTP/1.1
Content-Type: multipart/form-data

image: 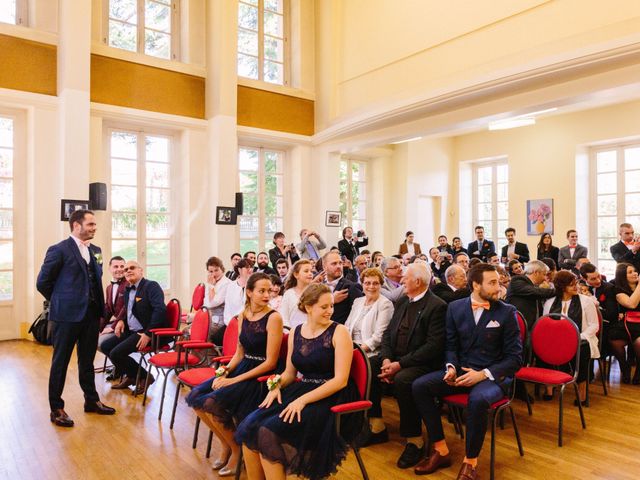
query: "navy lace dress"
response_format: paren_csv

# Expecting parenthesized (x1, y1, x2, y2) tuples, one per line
(235, 322, 361, 480)
(185, 310, 275, 429)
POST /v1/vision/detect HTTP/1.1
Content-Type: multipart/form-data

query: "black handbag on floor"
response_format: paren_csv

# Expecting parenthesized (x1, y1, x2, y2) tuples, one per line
(29, 300, 52, 345)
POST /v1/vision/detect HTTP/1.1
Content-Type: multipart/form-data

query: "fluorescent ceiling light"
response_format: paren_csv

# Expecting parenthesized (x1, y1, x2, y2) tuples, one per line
(391, 136, 423, 144)
(487, 107, 558, 131)
(523, 107, 558, 117)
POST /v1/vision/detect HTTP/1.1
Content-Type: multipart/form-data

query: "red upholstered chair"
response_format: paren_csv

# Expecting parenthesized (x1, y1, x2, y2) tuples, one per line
(181, 283, 205, 324)
(143, 307, 214, 420)
(515, 311, 529, 364)
(514, 314, 586, 446)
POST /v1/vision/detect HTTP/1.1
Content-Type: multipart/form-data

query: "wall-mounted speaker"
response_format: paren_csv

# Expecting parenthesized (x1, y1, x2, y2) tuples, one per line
(235, 192, 244, 216)
(89, 182, 107, 210)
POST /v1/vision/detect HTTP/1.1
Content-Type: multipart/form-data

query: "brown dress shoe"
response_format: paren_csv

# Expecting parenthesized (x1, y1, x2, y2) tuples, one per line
(134, 374, 155, 396)
(111, 375, 135, 390)
(414, 450, 452, 475)
(84, 401, 116, 415)
(456, 462, 478, 480)
(50, 409, 74, 427)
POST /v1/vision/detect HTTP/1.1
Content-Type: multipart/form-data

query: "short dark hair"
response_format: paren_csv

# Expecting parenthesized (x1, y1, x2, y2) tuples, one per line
(579, 262, 597, 277)
(487, 252, 498, 259)
(342, 226, 352, 238)
(566, 229, 577, 238)
(361, 249, 370, 255)
(452, 236, 461, 243)
(206, 256, 224, 270)
(258, 251, 268, 257)
(273, 232, 285, 242)
(243, 251, 256, 258)
(230, 252, 241, 260)
(540, 258, 557, 271)
(236, 259, 252, 269)
(453, 252, 469, 262)
(438, 235, 447, 241)
(505, 227, 516, 235)
(475, 225, 484, 232)
(554, 270, 578, 296)
(469, 257, 483, 268)
(468, 263, 497, 290)
(275, 258, 288, 266)
(68, 209, 93, 231)
(109, 256, 125, 265)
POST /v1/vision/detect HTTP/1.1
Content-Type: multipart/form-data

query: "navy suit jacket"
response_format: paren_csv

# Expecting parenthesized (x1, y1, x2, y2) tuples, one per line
(446, 297, 522, 386)
(330, 277, 363, 325)
(467, 239, 496, 262)
(123, 278, 167, 335)
(36, 237, 105, 323)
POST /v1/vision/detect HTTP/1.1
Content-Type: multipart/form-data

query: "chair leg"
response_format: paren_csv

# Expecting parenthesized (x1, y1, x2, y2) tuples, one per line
(585, 369, 590, 408)
(206, 430, 213, 458)
(157, 370, 171, 420)
(490, 411, 497, 480)
(142, 367, 153, 406)
(598, 359, 608, 396)
(170, 382, 182, 429)
(573, 382, 587, 429)
(509, 406, 524, 456)
(523, 383, 533, 416)
(192, 417, 200, 449)
(133, 354, 146, 397)
(353, 446, 370, 480)
(558, 385, 564, 447)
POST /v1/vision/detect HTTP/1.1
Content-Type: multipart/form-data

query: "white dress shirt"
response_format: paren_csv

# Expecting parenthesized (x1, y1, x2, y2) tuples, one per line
(70, 235, 90, 264)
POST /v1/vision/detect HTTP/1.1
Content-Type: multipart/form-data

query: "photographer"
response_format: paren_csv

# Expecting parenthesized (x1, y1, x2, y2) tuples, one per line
(297, 228, 327, 261)
(338, 226, 368, 263)
(269, 232, 300, 269)
(428, 247, 452, 282)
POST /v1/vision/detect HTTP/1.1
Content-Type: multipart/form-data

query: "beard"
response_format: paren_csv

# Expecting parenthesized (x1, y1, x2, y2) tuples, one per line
(478, 286, 500, 302)
(258, 261, 269, 269)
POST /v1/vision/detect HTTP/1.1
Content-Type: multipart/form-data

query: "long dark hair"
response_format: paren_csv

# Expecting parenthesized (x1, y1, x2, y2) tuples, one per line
(537, 233, 553, 253)
(244, 272, 272, 307)
(614, 262, 635, 295)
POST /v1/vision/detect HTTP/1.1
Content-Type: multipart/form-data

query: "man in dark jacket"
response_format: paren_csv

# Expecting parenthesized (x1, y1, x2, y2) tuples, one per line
(610, 222, 640, 271)
(505, 260, 555, 329)
(432, 264, 471, 304)
(321, 251, 363, 324)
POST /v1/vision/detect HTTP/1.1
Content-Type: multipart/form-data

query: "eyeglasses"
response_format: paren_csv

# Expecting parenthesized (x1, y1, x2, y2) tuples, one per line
(363, 281, 381, 287)
(124, 266, 139, 272)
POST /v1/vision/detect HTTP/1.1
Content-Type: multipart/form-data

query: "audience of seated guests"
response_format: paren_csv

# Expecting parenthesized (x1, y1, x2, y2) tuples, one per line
(429, 247, 451, 282)
(467, 225, 496, 262)
(345, 268, 394, 445)
(338, 226, 368, 263)
(374, 263, 446, 468)
(412, 263, 522, 480)
(235, 284, 359, 480)
(371, 251, 384, 268)
(507, 259, 524, 276)
(279, 259, 315, 328)
(501, 227, 530, 264)
(243, 251, 256, 267)
(613, 262, 640, 384)
(453, 252, 470, 273)
(437, 235, 454, 257)
(451, 236, 467, 255)
(487, 252, 501, 266)
(399, 231, 422, 256)
(222, 259, 253, 344)
(254, 252, 277, 275)
(187, 273, 283, 476)
(579, 263, 617, 361)
(542, 270, 599, 404)
(275, 258, 289, 281)
(99, 256, 127, 365)
(268, 274, 284, 311)
(537, 232, 559, 262)
(610, 222, 640, 271)
(203, 256, 231, 333)
(350, 254, 369, 284)
(296, 228, 327, 261)
(225, 252, 241, 280)
(269, 232, 300, 269)
(102, 260, 167, 395)
(380, 256, 405, 303)
(322, 251, 363, 324)
(541, 257, 558, 283)
(506, 260, 555, 329)
(432, 264, 470, 304)
(558, 229, 588, 270)
(496, 266, 510, 300)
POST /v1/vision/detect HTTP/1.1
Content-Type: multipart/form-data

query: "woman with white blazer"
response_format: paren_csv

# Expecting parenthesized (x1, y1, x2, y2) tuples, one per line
(345, 267, 394, 444)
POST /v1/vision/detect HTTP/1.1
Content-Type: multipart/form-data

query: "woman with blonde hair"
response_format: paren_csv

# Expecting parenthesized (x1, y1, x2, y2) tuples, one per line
(278, 259, 315, 328)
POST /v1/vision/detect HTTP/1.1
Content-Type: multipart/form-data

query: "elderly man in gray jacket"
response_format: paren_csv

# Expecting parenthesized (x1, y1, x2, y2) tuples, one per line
(296, 228, 326, 261)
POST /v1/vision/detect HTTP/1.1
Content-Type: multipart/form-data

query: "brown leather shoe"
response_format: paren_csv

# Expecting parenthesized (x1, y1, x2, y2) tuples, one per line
(84, 401, 116, 415)
(111, 375, 135, 390)
(414, 450, 451, 475)
(456, 462, 478, 480)
(134, 374, 155, 396)
(50, 409, 74, 427)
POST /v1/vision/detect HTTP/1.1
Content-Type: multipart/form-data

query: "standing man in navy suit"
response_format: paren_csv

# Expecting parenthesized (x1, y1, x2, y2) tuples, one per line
(412, 264, 522, 480)
(467, 226, 495, 262)
(37, 210, 116, 427)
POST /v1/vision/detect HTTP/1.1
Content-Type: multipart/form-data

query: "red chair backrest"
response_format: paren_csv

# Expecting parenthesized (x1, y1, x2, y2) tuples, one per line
(192, 283, 205, 311)
(530, 314, 579, 366)
(350, 345, 371, 401)
(279, 333, 289, 362)
(222, 316, 239, 356)
(166, 298, 181, 330)
(515, 311, 527, 344)
(190, 307, 211, 342)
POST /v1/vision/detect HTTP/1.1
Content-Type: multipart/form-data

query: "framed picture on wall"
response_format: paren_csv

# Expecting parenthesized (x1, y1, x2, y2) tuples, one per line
(215, 206, 237, 225)
(325, 210, 342, 227)
(526, 199, 554, 235)
(60, 199, 90, 221)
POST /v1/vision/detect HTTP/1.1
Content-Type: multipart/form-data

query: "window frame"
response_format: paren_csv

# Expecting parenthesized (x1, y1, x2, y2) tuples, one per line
(0, 0, 27, 26)
(103, 0, 181, 61)
(471, 158, 509, 247)
(339, 157, 367, 233)
(0, 112, 17, 303)
(237, 0, 290, 86)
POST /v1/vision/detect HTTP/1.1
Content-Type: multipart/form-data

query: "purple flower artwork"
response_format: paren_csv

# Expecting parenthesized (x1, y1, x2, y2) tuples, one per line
(527, 199, 554, 235)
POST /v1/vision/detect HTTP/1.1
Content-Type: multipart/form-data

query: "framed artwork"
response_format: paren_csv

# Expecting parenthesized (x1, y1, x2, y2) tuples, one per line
(325, 210, 342, 227)
(215, 206, 237, 225)
(527, 199, 553, 235)
(60, 199, 90, 221)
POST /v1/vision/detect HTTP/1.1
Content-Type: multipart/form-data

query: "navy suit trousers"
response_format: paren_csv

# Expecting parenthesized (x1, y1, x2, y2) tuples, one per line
(412, 370, 504, 458)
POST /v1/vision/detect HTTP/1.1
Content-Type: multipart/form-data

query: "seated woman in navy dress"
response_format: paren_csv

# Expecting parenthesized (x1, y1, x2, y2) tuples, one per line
(235, 283, 360, 480)
(186, 272, 283, 476)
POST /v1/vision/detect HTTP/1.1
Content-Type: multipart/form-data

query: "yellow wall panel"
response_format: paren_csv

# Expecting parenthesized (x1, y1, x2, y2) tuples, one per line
(0, 34, 56, 95)
(237, 85, 314, 136)
(91, 55, 205, 119)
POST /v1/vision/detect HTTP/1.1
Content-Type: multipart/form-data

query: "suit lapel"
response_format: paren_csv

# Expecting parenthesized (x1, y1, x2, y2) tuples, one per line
(407, 293, 428, 338)
(466, 302, 492, 350)
(67, 237, 88, 276)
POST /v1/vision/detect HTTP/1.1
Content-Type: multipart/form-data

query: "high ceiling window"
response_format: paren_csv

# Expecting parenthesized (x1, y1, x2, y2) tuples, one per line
(473, 160, 509, 247)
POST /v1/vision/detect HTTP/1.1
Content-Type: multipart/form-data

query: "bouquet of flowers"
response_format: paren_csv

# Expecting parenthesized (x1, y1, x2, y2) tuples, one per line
(266, 374, 281, 391)
(215, 365, 228, 378)
(528, 203, 551, 227)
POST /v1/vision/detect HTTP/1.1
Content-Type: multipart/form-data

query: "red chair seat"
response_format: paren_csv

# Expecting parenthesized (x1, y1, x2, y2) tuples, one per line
(150, 352, 200, 367)
(176, 341, 215, 349)
(443, 393, 509, 410)
(150, 328, 182, 336)
(211, 355, 233, 364)
(178, 368, 217, 387)
(330, 400, 373, 414)
(515, 367, 573, 385)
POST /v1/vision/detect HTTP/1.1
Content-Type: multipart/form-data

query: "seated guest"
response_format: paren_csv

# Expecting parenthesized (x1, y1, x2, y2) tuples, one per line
(225, 252, 242, 280)
(506, 260, 555, 329)
(269, 232, 300, 269)
(541, 257, 558, 283)
(537, 233, 559, 262)
(371, 251, 384, 268)
(469, 258, 483, 269)
(412, 264, 522, 480)
(361, 249, 372, 266)
(243, 251, 256, 268)
(268, 274, 284, 310)
(374, 263, 446, 468)
(429, 247, 451, 282)
(542, 270, 599, 404)
(580, 263, 617, 363)
(453, 252, 470, 273)
(497, 266, 510, 300)
(401, 253, 413, 272)
(613, 263, 640, 384)
(275, 258, 289, 282)
(501, 227, 530, 264)
(610, 222, 640, 271)
(203, 256, 231, 330)
(296, 228, 327, 261)
(487, 252, 501, 266)
(235, 284, 360, 480)
(102, 261, 167, 395)
(279, 259, 314, 328)
(187, 273, 283, 476)
(380, 256, 405, 303)
(451, 236, 467, 255)
(254, 252, 277, 275)
(558, 229, 588, 270)
(222, 259, 254, 344)
(345, 268, 394, 445)
(350, 254, 369, 284)
(99, 256, 127, 363)
(467, 225, 496, 262)
(338, 226, 368, 263)
(437, 235, 454, 258)
(399, 231, 422, 256)
(507, 259, 524, 276)
(322, 251, 363, 324)
(432, 264, 471, 304)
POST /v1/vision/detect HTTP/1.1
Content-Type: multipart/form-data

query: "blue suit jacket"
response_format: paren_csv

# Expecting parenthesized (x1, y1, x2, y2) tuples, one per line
(36, 237, 105, 323)
(123, 278, 167, 335)
(446, 297, 522, 385)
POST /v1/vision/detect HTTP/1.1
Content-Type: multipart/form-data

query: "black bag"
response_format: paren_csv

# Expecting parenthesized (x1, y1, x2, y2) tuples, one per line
(29, 300, 52, 345)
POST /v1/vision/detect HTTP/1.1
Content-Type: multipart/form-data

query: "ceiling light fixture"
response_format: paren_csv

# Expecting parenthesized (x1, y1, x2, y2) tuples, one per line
(487, 107, 558, 131)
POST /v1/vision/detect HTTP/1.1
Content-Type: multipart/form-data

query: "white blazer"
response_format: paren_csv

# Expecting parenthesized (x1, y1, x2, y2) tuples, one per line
(543, 294, 600, 359)
(345, 295, 394, 354)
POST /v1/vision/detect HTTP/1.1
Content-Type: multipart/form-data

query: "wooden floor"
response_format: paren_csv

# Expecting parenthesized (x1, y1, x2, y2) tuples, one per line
(2, 340, 639, 480)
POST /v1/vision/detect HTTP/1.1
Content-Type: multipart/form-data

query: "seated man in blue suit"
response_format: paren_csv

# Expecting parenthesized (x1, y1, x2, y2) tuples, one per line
(412, 263, 522, 480)
(101, 260, 167, 396)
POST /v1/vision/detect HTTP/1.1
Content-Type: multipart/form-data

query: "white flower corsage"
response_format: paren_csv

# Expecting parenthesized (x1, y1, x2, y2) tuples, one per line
(266, 374, 281, 391)
(215, 365, 228, 378)
(94, 252, 103, 265)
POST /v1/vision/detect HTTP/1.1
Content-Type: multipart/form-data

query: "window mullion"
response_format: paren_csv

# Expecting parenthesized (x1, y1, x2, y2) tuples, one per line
(492, 164, 498, 241)
(138, 0, 145, 55)
(138, 132, 146, 267)
(259, 148, 265, 249)
(618, 147, 625, 226)
(258, 0, 264, 81)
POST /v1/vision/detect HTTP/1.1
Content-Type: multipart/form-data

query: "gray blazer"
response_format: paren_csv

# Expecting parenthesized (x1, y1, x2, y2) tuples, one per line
(558, 244, 588, 268)
(296, 234, 327, 260)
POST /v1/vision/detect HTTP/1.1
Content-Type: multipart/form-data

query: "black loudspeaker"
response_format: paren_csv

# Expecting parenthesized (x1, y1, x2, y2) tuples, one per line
(89, 182, 107, 210)
(235, 192, 244, 216)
